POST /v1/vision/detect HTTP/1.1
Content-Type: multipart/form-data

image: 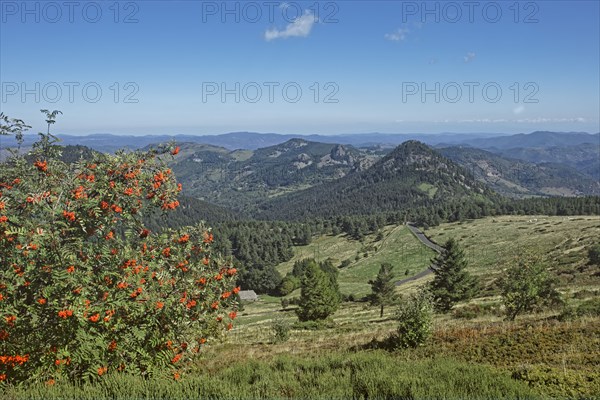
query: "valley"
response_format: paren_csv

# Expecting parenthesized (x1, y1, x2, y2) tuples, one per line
(2, 125, 599, 399)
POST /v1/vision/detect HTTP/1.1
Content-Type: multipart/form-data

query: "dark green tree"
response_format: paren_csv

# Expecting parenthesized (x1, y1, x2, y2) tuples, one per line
(429, 238, 478, 312)
(501, 253, 562, 321)
(296, 260, 340, 321)
(368, 263, 398, 317)
(238, 263, 282, 295)
(278, 275, 300, 296)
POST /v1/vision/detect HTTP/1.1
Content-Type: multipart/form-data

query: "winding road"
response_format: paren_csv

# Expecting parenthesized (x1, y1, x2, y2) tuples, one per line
(395, 223, 443, 286)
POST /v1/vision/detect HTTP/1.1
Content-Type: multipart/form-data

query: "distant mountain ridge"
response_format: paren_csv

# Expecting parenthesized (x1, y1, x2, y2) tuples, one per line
(1, 131, 511, 153)
(3, 130, 597, 153)
(459, 131, 599, 150)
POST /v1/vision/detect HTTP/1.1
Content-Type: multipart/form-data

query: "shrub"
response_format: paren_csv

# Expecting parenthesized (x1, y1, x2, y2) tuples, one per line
(588, 244, 600, 265)
(501, 253, 562, 321)
(0, 112, 238, 384)
(512, 365, 600, 399)
(576, 297, 600, 317)
(287, 297, 300, 306)
(291, 320, 330, 331)
(342, 293, 356, 302)
(561, 297, 600, 321)
(271, 317, 291, 343)
(392, 289, 433, 349)
(278, 275, 299, 296)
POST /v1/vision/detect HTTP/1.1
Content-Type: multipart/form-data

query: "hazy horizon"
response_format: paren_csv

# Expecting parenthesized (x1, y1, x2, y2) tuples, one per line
(6, 130, 599, 139)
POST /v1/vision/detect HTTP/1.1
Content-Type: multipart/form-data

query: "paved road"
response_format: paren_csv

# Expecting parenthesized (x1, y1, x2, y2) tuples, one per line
(406, 224, 444, 253)
(395, 223, 443, 286)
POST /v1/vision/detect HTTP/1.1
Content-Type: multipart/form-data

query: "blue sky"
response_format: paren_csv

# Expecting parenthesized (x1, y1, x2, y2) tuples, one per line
(1, 0, 598, 135)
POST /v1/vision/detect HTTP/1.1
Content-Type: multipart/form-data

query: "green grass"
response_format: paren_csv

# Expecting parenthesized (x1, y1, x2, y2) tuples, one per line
(338, 225, 435, 297)
(7, 216, 599, 398)
(4, 353, 538, 399)
(276, 225, 435, 297)
(425, 215, 600, 288)
(417, 182, 438, 198)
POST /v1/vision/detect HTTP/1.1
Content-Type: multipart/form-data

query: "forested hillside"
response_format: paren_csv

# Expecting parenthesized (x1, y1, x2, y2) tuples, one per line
(255, 141, 497, 220)
(439, 146, 600, 197)
(169, 139, 378, 211)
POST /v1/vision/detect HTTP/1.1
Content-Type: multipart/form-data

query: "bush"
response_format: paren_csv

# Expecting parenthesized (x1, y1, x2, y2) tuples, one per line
(576, 297, 600, 317)
(561, 298, 600, 321)
(341, 293, 356, 302)
(392, 289, 433, 349)
(291, 319, 333, 331)
(588, 244, 600, 265)
(271, 317, 291, 343)
(512, 365, 600, 399)
(278, 275, 299, 296)
(501, 253, 563, 321)
(287, 297, 300, 306)
(557, 304, 578, 321)
(0, 112, 238, 384)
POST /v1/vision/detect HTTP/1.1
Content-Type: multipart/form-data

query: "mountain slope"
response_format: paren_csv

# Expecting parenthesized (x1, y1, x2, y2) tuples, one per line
(493, 143, 600, 181)
(462, 131, 599, 150)
(169, 139, 378, 210)
(439, 146, 600, 197)
(256, 141, 496, 220)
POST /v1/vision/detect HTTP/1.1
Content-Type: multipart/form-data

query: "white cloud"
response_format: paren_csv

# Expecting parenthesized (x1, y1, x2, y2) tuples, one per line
(463, 52, 476, 63)
(513, 106, 525, 115)
(436, 117, 587, 124)
(264, 10, 317, 41)
(385, 27, 409, 41)
(516, 117, 587, 123)
(458, 119, 508, 123)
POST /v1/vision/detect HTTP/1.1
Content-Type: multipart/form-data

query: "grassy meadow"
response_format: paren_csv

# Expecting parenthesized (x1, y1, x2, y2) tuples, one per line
(4, 216, 599, 399)
(426, 215, 600, 290)
(277, 224, 436, 298)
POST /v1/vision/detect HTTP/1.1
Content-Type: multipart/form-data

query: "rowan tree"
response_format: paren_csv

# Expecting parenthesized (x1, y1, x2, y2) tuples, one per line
(0, 111, 238, 384)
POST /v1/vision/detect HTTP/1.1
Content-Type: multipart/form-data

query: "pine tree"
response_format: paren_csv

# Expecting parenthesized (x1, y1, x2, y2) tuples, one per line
(429, 238, 478, 312)
(296, 260, 340, 321)
(369, 263, 398, 317)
